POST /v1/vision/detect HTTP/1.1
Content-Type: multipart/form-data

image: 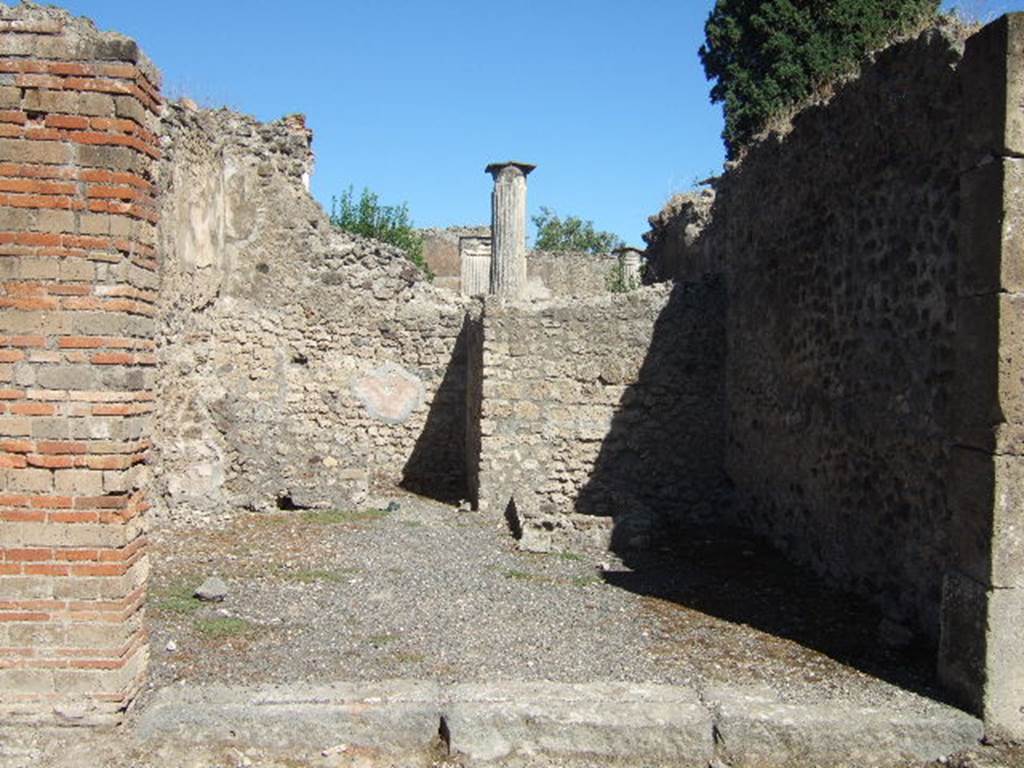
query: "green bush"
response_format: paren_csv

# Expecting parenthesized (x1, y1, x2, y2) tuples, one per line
(700, 0, 939, 158)
(606, 255, 643, 294)
(330, 186, 432, 278)
(532, 207, 624, 255)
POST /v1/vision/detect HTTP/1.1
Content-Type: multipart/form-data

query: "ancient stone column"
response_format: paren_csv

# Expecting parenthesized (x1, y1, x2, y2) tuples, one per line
(617, 247, 644, 287)
(459, 235, 492, 296)
(485, 162, 536, 299)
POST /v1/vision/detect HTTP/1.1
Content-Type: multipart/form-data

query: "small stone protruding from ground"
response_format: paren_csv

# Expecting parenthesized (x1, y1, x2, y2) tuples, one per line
(386, 501, 401, 513)
(165, 639, 178, 653)
(518, 527, 552, 554)
(194, 576, 229, 602)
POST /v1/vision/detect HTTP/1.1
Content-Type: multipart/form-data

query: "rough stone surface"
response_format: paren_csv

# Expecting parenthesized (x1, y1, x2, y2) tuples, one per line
(642, 25, 967, 642)
(443, 681, 712, 766)
(135, 681, 443, 752)
(642, 188, 716, 283)
(194, 576, 228, 602)
(707, 683, 983, 768)
(471, 282, 727, 548)
(155, 104, 474, 520)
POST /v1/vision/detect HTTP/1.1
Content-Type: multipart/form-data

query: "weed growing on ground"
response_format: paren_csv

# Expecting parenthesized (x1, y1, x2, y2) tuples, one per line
(300, 508, 390, 525)
(501, 568, 548, 583)
(150, 581, 202, 615)
(195, 617, 254, 638)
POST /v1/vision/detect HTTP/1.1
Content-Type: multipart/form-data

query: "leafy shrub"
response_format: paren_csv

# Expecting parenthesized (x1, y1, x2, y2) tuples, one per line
(532, 207, 624, 254)
(330, 186, 432, 278)
(607, 255, 643, 293)
(700, 0, 939, 158)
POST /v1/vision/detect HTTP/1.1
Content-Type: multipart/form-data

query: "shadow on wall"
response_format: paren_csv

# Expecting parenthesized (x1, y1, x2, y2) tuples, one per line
(400, 322, 470, 504)
(578, 277, 944, 702)
(574, 277, 730, 548)
(583, 27, 974, 703)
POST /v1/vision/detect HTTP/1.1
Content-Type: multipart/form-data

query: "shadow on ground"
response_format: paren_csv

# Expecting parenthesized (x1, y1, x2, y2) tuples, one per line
(603, 524, 946, 703)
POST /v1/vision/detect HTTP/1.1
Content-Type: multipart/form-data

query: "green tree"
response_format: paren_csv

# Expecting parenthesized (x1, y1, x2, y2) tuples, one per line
(330, 186, 432, 278)
(700, 0, 939, 158)
(532, 207, 625, 254)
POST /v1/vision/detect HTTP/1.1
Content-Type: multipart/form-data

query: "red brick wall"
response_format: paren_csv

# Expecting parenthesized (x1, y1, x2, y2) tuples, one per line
(0, 6, 160, 724)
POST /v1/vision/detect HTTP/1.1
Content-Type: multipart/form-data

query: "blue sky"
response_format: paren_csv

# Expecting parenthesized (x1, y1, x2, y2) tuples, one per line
(57, 0, 1020, 246)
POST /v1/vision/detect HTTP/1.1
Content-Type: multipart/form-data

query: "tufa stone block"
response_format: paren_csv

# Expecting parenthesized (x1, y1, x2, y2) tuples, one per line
(958, 159, 1024, 296)
(961, 13, 1024, 170)
(955, 293, 1024, 430)
(950, 447, 1024, 588)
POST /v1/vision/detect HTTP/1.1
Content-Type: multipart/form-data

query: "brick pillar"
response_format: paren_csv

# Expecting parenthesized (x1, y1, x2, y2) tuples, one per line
(0, 6, 160, 724)
(939, 12, 1024, 740)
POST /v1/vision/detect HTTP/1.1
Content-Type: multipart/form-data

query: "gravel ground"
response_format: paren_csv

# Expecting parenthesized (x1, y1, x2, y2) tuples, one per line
(142, 493, 939, 710)
(4, 492, 1020, 767)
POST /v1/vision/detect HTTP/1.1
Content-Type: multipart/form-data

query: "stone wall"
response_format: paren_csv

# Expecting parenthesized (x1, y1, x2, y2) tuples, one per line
(156, 104, 473, 521)
(647, 24, 969, 641)
(524, 251, 617, 299)
(0, 3, 160, 723)
(471, 282, 727, 552)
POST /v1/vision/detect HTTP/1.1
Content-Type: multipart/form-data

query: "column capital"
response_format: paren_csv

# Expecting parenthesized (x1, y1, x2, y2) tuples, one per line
(485, 161, 537, 180)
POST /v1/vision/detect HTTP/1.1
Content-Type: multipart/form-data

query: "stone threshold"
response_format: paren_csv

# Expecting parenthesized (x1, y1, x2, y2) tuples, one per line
(133, 679, 982, 767)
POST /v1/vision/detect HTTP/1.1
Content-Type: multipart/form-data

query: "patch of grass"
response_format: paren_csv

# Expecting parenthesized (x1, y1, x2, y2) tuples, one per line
(195, 616, 254, 638)
(392, 651, 425, 664)
(501, 568, 548, 583)
(150, 581, 202, 615)
(555, 551, 586, 562)
(570, 575, 602, 588)
(367, 633, 397, 647)
(397, 519, 424, 528)
(300, 508, 390, 525)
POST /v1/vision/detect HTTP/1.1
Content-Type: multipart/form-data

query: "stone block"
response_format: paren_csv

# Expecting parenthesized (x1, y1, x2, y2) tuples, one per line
(78, 213, 111, 236)
(54, 469, 104, 496)
(18, 258, 60, 281)
(707, 683, 981, 768)
(939, 571, 1024, 740)
(983, 586, 1024, 739)
(136, 681, 443, 751)
(35, 364, 100, 391)
(950, 448, 1024, 588)
(0, 575, 54, 600)
(35, 208, 75, 234)
(0, 85, 19, 109)
(21, 89, 77, 114)
(445, 682, 713, 767)
(0, 669, 53, 696)
(77, 92, 115, 118)
(955, 293, 1024, 430)
(961, 13, 1024, 169)
(958, 159, 1024, 295)
(5, 467, 53, 493)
